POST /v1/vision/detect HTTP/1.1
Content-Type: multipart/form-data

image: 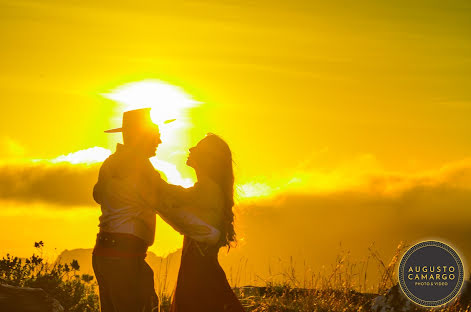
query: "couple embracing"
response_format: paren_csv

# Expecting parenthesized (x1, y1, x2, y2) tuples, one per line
(91, 108, 245, 312)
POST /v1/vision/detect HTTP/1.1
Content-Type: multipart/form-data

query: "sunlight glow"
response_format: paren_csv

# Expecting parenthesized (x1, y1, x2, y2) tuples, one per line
(46, 147, 193, 188)
(102, 79, 199, 125)
(150, 158, 194, 188)
(238, 182, 276, 199)
(51, 147, 111, 165)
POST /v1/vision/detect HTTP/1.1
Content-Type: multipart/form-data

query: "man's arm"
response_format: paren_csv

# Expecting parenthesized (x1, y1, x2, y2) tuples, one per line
(156, 202, 221, 246)
(93, 158, 112, 205)
(105, 171, 221, 246)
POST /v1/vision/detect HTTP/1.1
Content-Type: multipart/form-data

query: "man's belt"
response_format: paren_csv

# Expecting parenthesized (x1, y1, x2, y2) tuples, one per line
(93, 231, 148, 257)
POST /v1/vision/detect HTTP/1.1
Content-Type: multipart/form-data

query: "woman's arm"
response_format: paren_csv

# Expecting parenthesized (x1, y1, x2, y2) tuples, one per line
(104, 174, 221, 245)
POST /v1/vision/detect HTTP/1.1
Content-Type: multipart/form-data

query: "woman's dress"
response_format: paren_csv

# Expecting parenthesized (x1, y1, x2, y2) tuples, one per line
(170, 235, 245, 312)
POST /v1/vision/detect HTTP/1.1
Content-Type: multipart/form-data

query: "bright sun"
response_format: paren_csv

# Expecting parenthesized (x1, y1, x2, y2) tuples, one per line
(102, 79, 199, 125)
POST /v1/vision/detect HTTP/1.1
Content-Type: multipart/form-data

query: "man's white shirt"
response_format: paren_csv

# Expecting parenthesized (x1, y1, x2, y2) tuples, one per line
(93, 143, 220, 247)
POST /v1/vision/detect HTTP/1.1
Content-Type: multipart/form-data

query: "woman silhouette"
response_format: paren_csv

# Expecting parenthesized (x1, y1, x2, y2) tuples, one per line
(170, 133, 245, 312)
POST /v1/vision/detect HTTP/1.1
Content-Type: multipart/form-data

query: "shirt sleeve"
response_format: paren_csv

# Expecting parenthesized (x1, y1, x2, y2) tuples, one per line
(157, 206, 221, 245)
(93, 156, 113, 205)
(102, 172, 221, 245)
(136, 161, 222, 245)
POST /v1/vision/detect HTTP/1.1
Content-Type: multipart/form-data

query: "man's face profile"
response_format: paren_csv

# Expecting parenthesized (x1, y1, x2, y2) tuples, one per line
(125, 126, 161, 158)
(141, 128, 161, 158)
(148, 129, 161, 157)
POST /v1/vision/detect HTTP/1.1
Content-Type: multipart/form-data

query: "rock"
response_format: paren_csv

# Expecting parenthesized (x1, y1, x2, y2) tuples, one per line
(371, 281, 471, 312)
(371, 284, 418, 312)
(234, 285, 267, 298)
(456, 280, 471, 308)
(0, 283, 64, 312)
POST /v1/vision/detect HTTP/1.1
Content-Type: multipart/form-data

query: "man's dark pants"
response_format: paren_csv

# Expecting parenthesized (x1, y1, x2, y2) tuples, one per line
(92, 233, 158, 312)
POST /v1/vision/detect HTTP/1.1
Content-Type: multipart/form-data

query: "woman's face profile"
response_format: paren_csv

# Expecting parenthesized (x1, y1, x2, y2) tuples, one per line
(186, 138, 212, 170)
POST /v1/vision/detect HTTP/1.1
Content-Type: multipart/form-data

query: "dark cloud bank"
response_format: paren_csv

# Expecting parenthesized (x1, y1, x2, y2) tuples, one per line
(2, 160, 470, 288)
(0, 162, 99, 206)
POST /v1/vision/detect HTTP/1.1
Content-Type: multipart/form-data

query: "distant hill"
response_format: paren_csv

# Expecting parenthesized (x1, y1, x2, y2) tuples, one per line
(56, 248, 184, 294)
(55, 246, 249, 294)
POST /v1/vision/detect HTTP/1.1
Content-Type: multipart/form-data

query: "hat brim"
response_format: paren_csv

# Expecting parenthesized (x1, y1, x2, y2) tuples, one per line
(104, 127, 123, 133)
(164, 119, 176, 124)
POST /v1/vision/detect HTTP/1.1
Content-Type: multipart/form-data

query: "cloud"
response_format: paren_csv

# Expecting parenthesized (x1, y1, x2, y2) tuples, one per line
(240, 154, 471, 199)
(1, 147, 471, 217)
(50, 147, 111, 165)
(0, 162, 99, 206)
(0, 146, 193, 206)
(228, 163, 471, 288)
(0, 136, 26, 158)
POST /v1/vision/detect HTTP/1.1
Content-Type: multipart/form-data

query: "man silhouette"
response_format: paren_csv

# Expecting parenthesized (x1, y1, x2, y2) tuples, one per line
(92, 108, 220, 312)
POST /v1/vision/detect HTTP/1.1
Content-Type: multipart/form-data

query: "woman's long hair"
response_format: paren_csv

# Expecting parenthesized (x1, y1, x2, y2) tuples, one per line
(200, 133, 236, 249)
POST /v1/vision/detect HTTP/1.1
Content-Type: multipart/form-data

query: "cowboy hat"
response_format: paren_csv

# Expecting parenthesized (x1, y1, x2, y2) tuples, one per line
(104, 108, 174, 133)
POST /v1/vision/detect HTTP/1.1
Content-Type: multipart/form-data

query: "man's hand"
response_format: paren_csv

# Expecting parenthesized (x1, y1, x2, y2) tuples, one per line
(182, 217, 221, 246)
(158, 208, 221, 246)
(186, 224, 213, 236)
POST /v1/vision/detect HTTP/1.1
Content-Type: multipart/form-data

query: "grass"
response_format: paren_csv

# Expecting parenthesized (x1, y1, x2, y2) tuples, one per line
(1, 241, 469, 312)
(0, 241, 99, 312)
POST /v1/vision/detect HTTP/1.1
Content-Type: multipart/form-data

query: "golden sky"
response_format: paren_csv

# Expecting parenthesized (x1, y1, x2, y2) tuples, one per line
(0, 0, 470, 277)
